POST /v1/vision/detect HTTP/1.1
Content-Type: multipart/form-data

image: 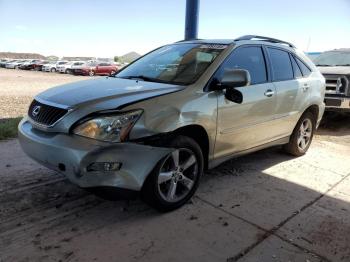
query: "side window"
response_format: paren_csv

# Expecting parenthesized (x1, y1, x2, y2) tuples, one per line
(267, 48, 293, 81)
(290, 55, 302, 79)
(217, 46, 267, 85)
(295, 57, 312, 77)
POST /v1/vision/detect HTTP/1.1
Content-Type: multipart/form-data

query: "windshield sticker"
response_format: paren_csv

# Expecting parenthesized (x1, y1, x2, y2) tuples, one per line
(199, 44, 228, 49)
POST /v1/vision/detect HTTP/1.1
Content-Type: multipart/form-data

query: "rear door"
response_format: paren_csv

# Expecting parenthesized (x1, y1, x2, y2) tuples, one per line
(214, 45, 279, 158)
(266, 47, 310, 136)
(96, 63, 105, 74)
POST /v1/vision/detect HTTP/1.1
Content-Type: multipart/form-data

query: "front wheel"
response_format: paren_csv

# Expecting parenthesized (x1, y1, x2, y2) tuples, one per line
(50, 68, 56, 72)
(283, 111, 316, 156)
(89, 70, 95, 76)
(141, 136, 203, 212)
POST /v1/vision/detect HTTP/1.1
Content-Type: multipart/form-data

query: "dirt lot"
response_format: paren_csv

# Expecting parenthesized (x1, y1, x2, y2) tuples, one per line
(0, 68, 86, 118)
(0, 69, 350, 261)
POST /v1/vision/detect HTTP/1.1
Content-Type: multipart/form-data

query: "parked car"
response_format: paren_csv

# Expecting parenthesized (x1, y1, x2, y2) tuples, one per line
(73, 62, 118, 76)
(0, 59, 10, 68)
(19, 60, 42, 70)
(1, 60, 15, 68)
(69, 61, 89, 74)
(42, 61, 68, 72)
(34, 61, 51, 71)
(5, 60, 27, 69)
(57, 61, 85, 74)
(314, 49, 350, 112)
(19, 35, 325, 211)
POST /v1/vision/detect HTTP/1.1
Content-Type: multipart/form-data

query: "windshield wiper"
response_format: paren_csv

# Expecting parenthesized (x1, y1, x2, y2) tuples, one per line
(315, 64, 332, 67)
(119, 75, 170, 83)
(335, 64, 350, 66)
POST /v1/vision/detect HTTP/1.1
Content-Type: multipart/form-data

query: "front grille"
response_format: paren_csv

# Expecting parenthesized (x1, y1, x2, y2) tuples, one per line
(323, 74, 349, 96)
(28, 100, 68, 126)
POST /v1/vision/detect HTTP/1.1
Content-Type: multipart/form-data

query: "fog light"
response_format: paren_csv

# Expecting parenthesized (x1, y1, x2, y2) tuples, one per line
(87, 162, 122, 172)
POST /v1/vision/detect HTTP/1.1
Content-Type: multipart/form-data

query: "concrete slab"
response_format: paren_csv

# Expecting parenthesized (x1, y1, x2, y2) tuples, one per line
(277, 175, 350, 262)
(0, 197, 264, 262)
(197, 144, 345, 230)
(236, 235, 322, 262)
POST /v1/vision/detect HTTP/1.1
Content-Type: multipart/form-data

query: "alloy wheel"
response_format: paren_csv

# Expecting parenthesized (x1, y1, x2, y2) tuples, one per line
(297, 118, 312, 151)
(157, 148, 198, 203)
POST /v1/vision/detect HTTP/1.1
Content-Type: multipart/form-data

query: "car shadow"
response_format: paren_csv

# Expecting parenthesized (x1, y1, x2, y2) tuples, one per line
(317, 111, 350, 137)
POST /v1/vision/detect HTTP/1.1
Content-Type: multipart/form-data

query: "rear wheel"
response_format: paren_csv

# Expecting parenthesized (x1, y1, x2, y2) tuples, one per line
(50, 68, 56, 72)
(89, 70, 95, 76)
(283, 111, 315, 156)
(110, 70, 116, 76)
(142, 136, 203, 212)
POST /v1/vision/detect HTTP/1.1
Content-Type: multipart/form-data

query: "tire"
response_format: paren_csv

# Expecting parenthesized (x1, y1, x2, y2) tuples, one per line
(141, 136, 204, 212)
(51, 68, 56, 72)
(65, 69, 71, 74)
(283, 111, 316, 156)
(89, 70, 95, 76)
(110, 70, 116, 76)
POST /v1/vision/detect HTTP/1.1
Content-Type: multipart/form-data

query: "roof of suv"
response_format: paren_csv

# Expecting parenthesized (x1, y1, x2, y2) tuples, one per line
(177, 35, 295, 49)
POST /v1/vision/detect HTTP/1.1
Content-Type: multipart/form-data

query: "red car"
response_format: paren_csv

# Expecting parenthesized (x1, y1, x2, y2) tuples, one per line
(74, 62, 119, 76)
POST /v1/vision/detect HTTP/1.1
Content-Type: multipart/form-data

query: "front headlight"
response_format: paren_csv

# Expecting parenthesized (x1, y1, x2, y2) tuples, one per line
(73, 109, 143, 142)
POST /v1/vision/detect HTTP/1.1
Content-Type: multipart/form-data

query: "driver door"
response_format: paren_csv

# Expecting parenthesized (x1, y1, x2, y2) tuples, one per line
(213, 45, 279, 159)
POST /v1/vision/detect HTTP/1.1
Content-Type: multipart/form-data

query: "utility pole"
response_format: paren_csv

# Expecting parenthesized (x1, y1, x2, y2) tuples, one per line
(184, 0, 200, 40)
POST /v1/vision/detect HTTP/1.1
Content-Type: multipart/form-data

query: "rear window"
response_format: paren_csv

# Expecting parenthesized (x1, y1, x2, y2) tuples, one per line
(267, 48, 293, 81)
(295, 57, 312, 77)
(290, 55, 302, 79)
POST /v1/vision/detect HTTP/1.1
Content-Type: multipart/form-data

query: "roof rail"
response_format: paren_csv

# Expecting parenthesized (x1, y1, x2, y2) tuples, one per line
(234, 35, 295, 48)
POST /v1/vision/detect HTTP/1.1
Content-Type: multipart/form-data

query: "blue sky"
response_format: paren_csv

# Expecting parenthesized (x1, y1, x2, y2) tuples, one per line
(0, 0, 349, 57)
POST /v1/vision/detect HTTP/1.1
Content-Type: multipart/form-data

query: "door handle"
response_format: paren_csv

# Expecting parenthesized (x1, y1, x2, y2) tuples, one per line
(302, 84, 310, 92)
(264, 89, 275, 97)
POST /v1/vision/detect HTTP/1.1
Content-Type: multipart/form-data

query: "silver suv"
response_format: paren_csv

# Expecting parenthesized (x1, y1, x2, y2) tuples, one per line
(19, 35, 326, 211)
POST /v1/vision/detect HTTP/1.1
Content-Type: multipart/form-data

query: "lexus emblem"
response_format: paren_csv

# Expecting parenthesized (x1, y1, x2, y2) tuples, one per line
(32, 105, 41, 117)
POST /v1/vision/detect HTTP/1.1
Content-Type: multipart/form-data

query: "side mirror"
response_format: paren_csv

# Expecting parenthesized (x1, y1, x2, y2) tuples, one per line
(218, 69, 251, 89)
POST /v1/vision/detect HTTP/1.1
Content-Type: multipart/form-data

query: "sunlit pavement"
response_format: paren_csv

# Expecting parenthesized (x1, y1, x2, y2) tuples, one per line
(0, 114, 349, 262)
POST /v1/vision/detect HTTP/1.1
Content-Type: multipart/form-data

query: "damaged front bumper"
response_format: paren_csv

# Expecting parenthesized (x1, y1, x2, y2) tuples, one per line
(18, 118, 172, 191)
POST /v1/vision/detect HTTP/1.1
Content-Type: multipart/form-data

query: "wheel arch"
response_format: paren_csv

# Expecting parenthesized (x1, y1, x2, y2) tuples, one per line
(303, 104, 319, 123)
(172, 124, 210, 170)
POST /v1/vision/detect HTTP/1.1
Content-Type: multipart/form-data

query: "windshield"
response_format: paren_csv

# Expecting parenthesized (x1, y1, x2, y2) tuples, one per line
(116, 43, 227, 85)
(314, 51, 350, 66)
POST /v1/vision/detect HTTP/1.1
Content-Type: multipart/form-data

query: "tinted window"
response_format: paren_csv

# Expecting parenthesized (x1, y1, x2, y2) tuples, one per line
(295, 57, 312, 77)
(217, 46, 267, 84)
(290, 55, 302, 78)
(268, 48, 293, 81)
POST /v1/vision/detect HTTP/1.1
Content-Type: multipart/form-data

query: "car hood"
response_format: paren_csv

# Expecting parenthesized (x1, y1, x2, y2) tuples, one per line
(37, 77, 185, 108)
(318, 66, 350, 75)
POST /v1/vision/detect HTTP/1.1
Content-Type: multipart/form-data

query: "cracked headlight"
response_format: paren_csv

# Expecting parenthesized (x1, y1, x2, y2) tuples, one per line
(73, 110, 143, 142)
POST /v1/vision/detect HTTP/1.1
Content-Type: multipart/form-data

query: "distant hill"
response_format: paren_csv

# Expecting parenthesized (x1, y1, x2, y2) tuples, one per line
(0, 52, 46, 59)
(115, 52, 141, 63)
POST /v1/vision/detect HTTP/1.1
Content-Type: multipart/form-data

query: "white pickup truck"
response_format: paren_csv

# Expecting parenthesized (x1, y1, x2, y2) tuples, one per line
(315, 49, 350, 112)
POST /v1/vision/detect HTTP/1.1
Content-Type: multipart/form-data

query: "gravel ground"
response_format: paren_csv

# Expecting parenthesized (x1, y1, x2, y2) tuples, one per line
(0, 68, 87, 118)
(0, 68, 350, 261)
